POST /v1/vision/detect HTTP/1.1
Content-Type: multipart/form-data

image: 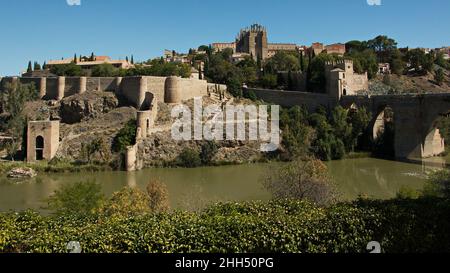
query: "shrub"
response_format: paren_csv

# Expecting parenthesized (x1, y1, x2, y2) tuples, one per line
(176, 148, 201, 168)
(1, 198, 449, 253)
(146, 180, 170, 213)
(200, 141, 218, 165)
(101, 187, 151, 217)
(45, 181, 104, 216)
(263, 157, 338, 206)
(112, 119, 137, 153)
(422, 170, 450, 199)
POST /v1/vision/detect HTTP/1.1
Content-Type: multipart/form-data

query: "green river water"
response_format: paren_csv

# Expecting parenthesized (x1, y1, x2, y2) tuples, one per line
(0, 157, 447, 213)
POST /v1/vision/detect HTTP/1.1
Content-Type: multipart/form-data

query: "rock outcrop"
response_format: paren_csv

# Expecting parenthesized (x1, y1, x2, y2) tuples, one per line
(7, 167, 37, 179)
(59, 92, 119, 124)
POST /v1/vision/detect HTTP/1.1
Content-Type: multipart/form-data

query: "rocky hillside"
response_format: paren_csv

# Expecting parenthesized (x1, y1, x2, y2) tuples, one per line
(367, 70, 450, 95)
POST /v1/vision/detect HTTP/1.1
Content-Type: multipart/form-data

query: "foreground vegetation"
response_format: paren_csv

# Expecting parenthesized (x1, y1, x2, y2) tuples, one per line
(0, 160, 449, 253)
(0, 198, 448, 253)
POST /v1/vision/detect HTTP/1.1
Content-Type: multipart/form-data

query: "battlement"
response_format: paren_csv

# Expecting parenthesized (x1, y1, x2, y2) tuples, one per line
(325, 59, 354, 73)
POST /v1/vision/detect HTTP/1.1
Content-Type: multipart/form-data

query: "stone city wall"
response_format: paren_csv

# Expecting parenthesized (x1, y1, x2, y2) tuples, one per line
(247, 88, 336, 112)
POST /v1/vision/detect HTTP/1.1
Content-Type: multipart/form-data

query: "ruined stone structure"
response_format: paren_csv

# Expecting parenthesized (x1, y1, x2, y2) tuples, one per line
(26, 121, 60, 162)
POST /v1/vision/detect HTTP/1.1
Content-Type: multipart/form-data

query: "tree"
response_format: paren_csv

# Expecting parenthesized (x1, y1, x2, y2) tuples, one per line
(146, 179, 170, 213)
(131, 55, 134, 64)
(264, 51, 300, 74)
(27, 61, 32, 73)
(345, 40, 368, 53)
(435, 68, 445, 86)
(367, 35, 398, 62)
(0, 82, 38, 160)
(33, 62, 41, 71)
(177, 148, 202, 168)
(389, 49, 406, 75)
(200, 141, 218, 165)
(50, 63, 84, 76)
(348, 107, 371, 150)
(46, 181, 104, 216)
(330, 106, 353, 151)
(90, 52, 95, 61)
(101, 187, 151, 217)
(74, 54, 78, 64)
(280, 106, 314, 159)
(263, 157, 338, 205)
(91, 63, 118, 77)
(112, 119, 137, 153)
(422, 170, 450, 199)
(346, 49, 379, 79)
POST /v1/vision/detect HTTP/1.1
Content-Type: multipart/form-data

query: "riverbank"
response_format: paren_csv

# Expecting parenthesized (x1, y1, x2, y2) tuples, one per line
(0, 161, 112, 174)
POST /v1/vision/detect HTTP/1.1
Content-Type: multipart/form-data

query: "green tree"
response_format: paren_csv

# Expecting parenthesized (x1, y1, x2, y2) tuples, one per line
(0, 82, 38, 160)
(27, 61, 32, 73)
(422, 170, 450, 199)
(367, 35, 398, 62)
(33, 62, 41, 71)
(50, 63, 84, 76)
(330, 106, 353, 151)
(101, 187, 151, 217)
(346, 49, 378, 79)
(112, 119, 137, 153)
(177, 148, 201, 168)
(200, 141, 218, 165)
(91, 63, 118, 77)
(435, 68, 445, 86)
(389, 49, 406, 75)
(46, 181, 104, 216)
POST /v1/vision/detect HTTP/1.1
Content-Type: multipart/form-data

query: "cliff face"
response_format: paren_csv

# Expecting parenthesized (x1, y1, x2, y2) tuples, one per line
(59, 92, 119, 124)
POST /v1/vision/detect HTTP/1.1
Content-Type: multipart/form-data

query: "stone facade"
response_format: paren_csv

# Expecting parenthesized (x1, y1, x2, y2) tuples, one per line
(325, 60, 369, 100)
(212, 24, 300, 61)
(26, 120, 60, 162)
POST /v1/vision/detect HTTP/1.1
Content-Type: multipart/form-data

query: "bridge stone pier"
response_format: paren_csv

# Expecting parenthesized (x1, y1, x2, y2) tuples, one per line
(341, 94, 450, 159)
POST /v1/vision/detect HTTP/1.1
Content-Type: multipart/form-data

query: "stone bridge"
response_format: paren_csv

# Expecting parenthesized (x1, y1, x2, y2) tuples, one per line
(341, 93, 450, 159)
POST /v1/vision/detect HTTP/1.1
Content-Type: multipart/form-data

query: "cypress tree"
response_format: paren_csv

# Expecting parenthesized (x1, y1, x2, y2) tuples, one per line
(74, 54, 77, 64)
(126, 56, 129, 62)
(34, 62, 41, 71)
(300, 52, 305, 72)
(43, 62, 47, 70)
(131, 55, 134, 64)
(27, 61, 33, 73)
(90, 52, 95, 61)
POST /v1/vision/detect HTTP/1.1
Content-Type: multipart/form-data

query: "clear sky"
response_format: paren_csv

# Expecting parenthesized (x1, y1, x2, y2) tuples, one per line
(0, 0, 449, 76)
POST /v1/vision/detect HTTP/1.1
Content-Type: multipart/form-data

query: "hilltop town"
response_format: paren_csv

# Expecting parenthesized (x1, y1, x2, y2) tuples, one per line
(0, 24, 449, 173)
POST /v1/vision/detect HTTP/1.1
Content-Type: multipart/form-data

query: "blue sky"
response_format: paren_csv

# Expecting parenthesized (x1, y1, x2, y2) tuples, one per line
(0, 0, 449, 76)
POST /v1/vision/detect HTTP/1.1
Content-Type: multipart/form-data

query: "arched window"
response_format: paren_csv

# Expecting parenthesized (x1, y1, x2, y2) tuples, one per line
(36, 136, 44, 160)
(343, 89, 347, 96)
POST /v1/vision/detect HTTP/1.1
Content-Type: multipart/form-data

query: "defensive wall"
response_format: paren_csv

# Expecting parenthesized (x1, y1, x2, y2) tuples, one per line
(246, 87, 336, 112)
(0, 75, 209, 110)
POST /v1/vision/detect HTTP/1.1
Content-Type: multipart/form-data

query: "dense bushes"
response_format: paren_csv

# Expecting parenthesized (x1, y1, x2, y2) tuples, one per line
(280, 105, 371, 161)
(0, 198, 449, 253)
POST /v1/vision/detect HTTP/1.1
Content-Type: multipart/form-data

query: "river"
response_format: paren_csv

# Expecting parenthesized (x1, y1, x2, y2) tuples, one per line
(0, 157, 446, 213)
